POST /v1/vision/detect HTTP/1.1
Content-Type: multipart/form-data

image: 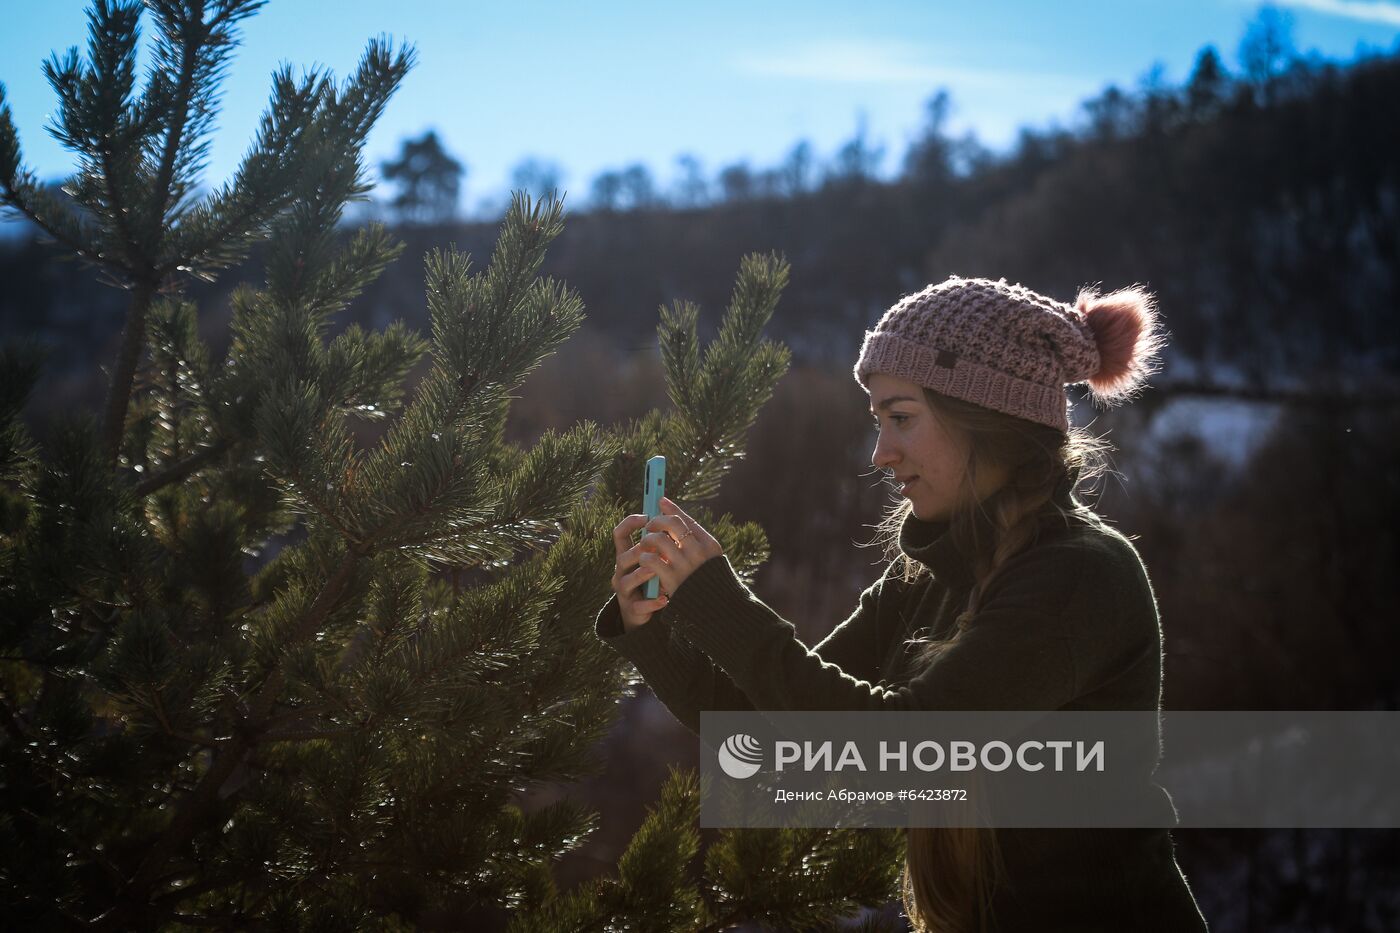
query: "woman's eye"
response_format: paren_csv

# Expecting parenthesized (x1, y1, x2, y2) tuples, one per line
(872, 415, 908, 428)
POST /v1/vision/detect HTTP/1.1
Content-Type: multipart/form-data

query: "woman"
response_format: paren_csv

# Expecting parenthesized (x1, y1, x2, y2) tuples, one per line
(597, 276, 1209, 932)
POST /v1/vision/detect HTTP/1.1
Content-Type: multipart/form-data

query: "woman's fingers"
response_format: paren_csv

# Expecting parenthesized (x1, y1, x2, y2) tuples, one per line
(623, 560, 670, 610)
(623, 563, 656, 593)
(611, 521, 675, 580)
(611, 515, 674, 630)
(643, 530, 682, 563)
(645, 513, 691, 547)
(614, 514, 685, 565)
(612, 507, 710, 607)
(636, 551, 676, 597)
(615, 561, 668, 630)
(612, 514, 648, 561)
(657, 497, 722, 558)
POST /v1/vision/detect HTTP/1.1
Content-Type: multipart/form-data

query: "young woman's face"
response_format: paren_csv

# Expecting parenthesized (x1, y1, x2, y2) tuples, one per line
(867, 373, 998, 522)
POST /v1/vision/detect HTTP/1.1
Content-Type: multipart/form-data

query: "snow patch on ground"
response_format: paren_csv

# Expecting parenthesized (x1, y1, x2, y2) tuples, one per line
(1143, 398, 1286, 472)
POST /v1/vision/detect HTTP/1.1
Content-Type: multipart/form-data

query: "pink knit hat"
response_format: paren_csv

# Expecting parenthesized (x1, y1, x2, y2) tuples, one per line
(853, 275, 1165, 432)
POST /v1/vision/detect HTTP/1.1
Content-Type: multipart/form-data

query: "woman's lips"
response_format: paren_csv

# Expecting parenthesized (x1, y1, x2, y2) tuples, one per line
(899, 476, 918, 495)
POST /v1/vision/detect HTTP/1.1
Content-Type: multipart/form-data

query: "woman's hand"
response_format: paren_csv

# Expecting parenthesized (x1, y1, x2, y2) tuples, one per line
(610, 497, 724, 631)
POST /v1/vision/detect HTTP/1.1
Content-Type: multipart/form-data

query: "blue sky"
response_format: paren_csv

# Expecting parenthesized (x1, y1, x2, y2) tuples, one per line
(1, 0, 1398, 218)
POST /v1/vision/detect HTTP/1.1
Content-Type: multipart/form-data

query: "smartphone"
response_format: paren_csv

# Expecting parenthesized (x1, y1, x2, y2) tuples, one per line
(642, 455, 666, 600)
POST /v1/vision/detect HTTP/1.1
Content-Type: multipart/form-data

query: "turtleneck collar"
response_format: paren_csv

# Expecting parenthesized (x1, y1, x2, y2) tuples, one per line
(897, 467, 1082, 591)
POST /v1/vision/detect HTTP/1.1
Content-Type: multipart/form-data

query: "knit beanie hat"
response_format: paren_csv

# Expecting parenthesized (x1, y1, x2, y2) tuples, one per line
(853, 275, 1164, 432)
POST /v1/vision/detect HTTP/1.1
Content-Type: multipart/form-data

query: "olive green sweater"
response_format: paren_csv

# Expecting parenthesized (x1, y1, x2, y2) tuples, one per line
(595, 485, 1208, 931)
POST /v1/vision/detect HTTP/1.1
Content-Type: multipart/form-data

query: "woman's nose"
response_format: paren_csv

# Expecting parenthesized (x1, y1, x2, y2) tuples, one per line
(872, 432, 898, 469)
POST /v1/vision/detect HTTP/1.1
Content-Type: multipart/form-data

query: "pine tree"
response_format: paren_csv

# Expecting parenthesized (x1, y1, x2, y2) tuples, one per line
(0, 2, 904, 928)
(380, 130, 465, 226)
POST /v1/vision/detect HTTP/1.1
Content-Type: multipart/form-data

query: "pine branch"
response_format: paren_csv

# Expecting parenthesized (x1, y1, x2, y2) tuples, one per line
(148, 874, 236, 911)
(148, 5, 204, 243)
(325, 320, 427, 422)
(149, 687, 219, 749)
(98, 2, 209, 466)
(0, 173, 105, 266)
(5, 82, 103, 265)
(111, 550, 363, 925)
(158, 66, 328, 278)
(162, 40, 413, 279)
(262, 723, 367, 743)
(658, 253, 791, 503)
(132, 437, 231, 497)
(695, 910, 751, 933)
(0, 81, 105, 263)
(287, 466, 362, 544)
(38, 1, 146, 268)
(147, 3, 268, 215)
(38, 898, 90, 932)
(260, 701, 336, 733)
(21, 805, 126, 889)
(167, 911, 251, 929)
(246, 549, 363, 714)
(255, 379, 363, 542)
(101, 278, 159, 465)
(86, 0, 144, 269)
(332, 558, 423, 677)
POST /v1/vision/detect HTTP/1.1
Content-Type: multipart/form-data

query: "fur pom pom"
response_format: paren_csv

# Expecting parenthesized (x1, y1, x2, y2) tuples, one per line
(1074, 285, 1166, 405)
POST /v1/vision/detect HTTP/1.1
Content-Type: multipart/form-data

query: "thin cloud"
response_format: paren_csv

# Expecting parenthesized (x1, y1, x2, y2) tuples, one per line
(1272, 0, 1400, 26)
(733, 38, 1075, 90)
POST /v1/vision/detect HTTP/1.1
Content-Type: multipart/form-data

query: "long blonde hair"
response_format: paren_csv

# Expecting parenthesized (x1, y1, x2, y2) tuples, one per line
(867, 387, 1113, 932)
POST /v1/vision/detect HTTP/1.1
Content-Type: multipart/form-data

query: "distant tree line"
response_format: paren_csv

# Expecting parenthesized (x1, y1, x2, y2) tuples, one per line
(5, 9, 1395, 430)
(370, 6, 1383, 235)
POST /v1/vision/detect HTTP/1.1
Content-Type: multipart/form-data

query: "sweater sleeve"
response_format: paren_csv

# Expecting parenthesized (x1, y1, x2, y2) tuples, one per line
(808, 564, 900, 682)
(663, 540, 1156, 712)
(593, 568, 892, 734)
(594, 593, 755, 735)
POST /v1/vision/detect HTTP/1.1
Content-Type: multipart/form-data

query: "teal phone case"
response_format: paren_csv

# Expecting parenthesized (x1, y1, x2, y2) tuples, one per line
(642, 455, 666, 599)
